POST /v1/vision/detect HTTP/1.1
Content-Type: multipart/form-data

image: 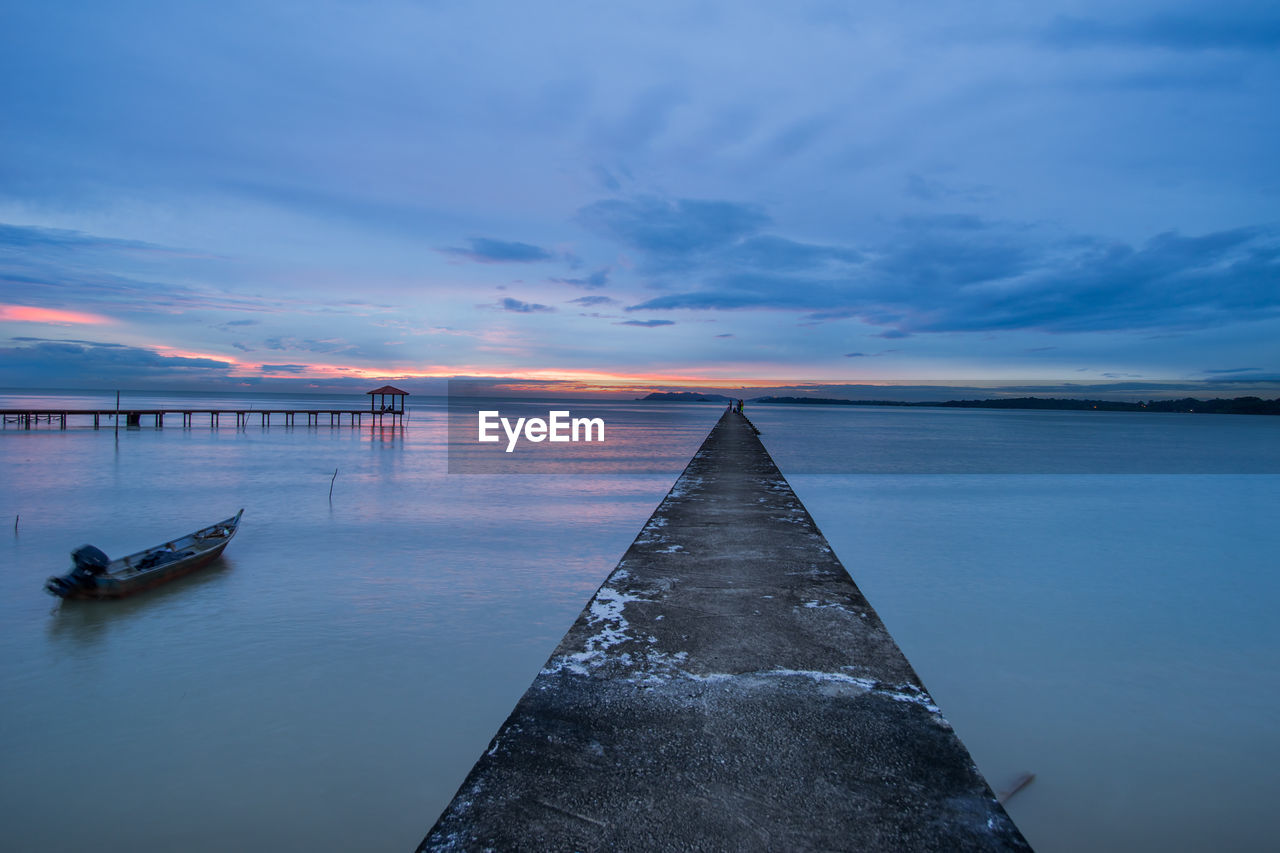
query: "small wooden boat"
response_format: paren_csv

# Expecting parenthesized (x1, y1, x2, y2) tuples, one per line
(45, 510, 243, 600)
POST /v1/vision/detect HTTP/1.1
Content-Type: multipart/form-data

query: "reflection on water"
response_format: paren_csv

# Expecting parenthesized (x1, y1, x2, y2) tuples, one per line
(2, 392, 1277, 852)
(46, 559, 235, 648)
(368, 424, 406, 444)
(0, 392, 696, 853)
(773, 472, 1280, 853)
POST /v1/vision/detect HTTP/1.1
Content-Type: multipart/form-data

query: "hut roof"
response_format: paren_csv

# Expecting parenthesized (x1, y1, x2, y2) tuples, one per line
(366, 385, 410, 396)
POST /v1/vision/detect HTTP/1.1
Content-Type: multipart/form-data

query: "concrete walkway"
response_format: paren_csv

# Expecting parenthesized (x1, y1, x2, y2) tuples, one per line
(420, 411, 1031, 851)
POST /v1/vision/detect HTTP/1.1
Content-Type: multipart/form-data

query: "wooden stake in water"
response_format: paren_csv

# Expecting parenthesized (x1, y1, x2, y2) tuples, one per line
(997, 771, 1036, 805)
(114, 390, 120, 437)
(329, 468, 338, 502)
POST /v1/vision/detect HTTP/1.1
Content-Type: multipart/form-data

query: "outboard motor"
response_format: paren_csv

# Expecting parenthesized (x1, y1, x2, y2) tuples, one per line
(45, 545, 111, 598)
(72, 545, 110, 575)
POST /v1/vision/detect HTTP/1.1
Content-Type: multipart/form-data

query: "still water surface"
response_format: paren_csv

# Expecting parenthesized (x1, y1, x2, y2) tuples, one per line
(1, 392, 1277, 851)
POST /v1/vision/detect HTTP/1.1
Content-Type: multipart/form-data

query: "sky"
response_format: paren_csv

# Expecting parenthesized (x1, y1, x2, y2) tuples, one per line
(1, 0, 1278, 396)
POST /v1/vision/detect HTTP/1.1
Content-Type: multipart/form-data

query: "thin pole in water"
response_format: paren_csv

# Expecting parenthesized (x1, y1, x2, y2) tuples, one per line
(997, 772, 1036, 805)
(114, 390, 120, 437)
(329, 468, 338, 502)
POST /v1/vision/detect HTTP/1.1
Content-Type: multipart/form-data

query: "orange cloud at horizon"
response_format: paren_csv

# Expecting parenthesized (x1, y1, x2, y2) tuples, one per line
(0, 304, 112, 325)
(222, 357, 909, 391)
(53, 338, 945, 391)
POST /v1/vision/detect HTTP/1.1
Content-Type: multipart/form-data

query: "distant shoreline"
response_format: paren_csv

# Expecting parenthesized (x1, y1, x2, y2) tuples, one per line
(640, 392, 1280, 415)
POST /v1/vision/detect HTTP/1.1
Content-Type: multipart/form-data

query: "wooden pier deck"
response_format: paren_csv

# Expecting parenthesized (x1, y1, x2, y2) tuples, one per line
(0, 408, 405, 430)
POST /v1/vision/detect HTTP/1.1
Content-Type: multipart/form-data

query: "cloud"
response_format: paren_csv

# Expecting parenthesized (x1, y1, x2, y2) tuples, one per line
(0, 304, 112, 325)
(617, 319, 675, 327)
(0, 222, 183, 256)
(575, 195, 866, 290)
(568, 295, 617, 306)
(623, 221, 1280, 335)
(592, 165, 622, 192)
(0, 223, 342, 320)
(844, 352, 867, 358)
(551, 268, 610, 289)
(442, 237, 553, 263)
(715, 333, 734, 338)
(10, 336, 124, 347)
(0, 339, 235, 386)
(262, 336, 353, 353)
(1203, 367, 1260, 374)
(577, 196, 770, 263)
(905, 176, 998, 205)
(590, 83, 687, 151)
(259, 363, 309, 373)
(899, 213, 988, 231)
(765, 113, 836, 160)
(731, 236, 861, 271)
(1044, 13, 1280, 52)
(496, 297, 553, 313)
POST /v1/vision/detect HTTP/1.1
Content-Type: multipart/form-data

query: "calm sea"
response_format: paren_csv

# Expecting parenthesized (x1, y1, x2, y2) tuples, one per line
(1, 391, 1277, 852)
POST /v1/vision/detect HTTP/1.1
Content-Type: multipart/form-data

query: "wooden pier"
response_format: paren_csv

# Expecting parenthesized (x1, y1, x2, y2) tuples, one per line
(1, 385, 412, 432)
(0, 408, 404, 430)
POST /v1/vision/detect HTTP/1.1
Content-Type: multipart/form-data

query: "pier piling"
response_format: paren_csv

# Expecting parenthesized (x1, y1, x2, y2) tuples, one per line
(0, 406, 405, 431)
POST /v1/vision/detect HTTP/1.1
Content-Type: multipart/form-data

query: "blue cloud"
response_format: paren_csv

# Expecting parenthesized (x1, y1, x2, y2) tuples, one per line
(577, 196, 770, 261)
(592, 165, 622, 192)
(497, 297, 553, 313)
(568, 295, 617, 306)
(624, 220, 1280, 335)
(0, 340, 234, 386)
(765, 113, 836, 160)
(0, 223, 165, 253)
(617, 319, 675, 327)
(1044, 13, 1280, 51)
(576, 195, 864, 286)
(591, 84, 688, 151)
(263, 336, 352, 353)
(731, 236, 861, 270)
(551, 268, 610, 289)
(899, 213, 988, 231)
(0, 222, 332, 318)
(10, 336, 125, 347)
(443, 238, 553, 263)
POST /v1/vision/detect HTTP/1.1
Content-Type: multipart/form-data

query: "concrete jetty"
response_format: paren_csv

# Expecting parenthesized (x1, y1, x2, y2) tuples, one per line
(421, 411, 1030, 851)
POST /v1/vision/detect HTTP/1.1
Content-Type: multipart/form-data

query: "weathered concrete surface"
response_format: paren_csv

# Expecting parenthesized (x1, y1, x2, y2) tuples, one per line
(421, 412, 1030, 851)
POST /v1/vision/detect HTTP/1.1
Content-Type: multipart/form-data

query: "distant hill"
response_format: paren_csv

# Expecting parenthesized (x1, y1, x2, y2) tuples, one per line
(639, 392, 734, 402)
(751, 395, 1280, 415)
(753, 396, 912, 407)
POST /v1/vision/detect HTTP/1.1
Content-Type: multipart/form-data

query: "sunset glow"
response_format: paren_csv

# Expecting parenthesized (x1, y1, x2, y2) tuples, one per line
(0, 305, 111, 326)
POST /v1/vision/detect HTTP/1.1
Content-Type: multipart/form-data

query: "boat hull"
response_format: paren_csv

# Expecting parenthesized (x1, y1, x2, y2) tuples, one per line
(45, 510, 242, 600)
(52, 543, 231, 599)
